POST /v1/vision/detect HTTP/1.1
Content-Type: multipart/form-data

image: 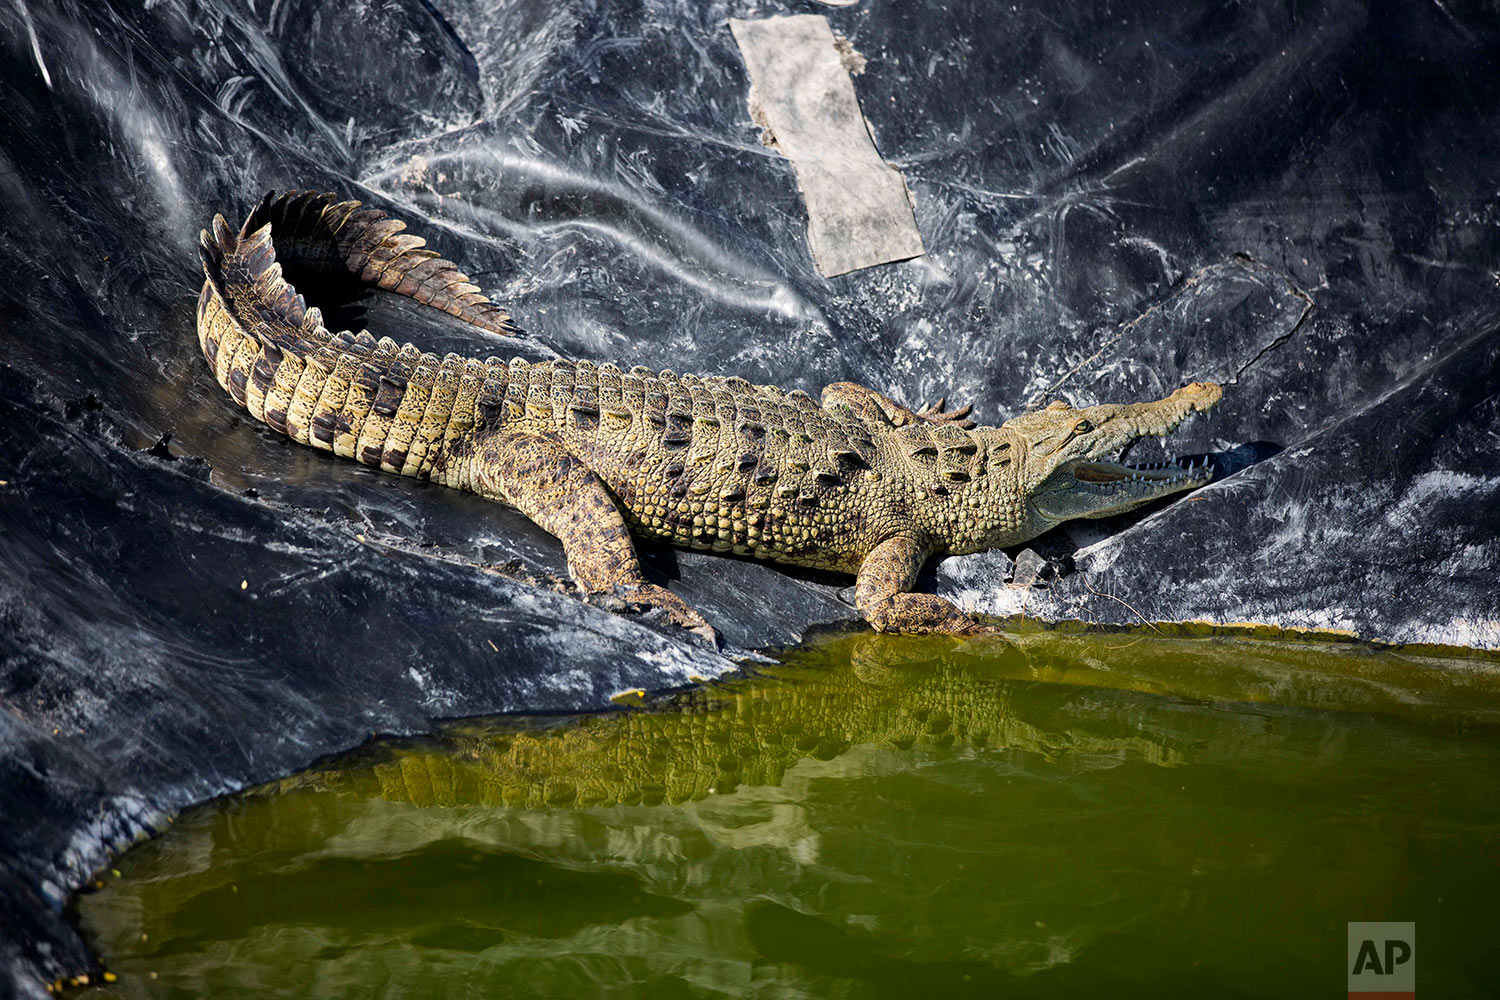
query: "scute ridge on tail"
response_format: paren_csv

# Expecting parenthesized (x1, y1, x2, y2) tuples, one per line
(235, 189, 516, 337)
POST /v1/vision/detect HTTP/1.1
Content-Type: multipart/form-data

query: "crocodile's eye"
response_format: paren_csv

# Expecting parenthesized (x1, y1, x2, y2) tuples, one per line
(1073, 419, 1093, 434)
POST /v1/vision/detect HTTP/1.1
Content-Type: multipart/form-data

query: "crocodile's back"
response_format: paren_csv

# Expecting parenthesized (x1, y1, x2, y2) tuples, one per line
(532, 361, 901, 571)
(196, 193, 918, 573)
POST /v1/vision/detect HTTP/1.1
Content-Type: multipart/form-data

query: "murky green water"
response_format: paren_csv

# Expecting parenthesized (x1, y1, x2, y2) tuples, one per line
(75, 629, 1500, 998)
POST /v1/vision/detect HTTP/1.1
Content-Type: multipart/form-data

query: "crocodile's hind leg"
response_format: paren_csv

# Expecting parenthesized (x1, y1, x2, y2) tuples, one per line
(913, 396, 976, 428)
(855, 535, 982, 635)
(472, 427, 718, 643)
(822, 382, 975, 429)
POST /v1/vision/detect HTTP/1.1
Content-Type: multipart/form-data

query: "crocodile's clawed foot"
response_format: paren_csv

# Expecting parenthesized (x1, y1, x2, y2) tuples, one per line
(617, 584, 721, 646)
(866, 593, 986, 635)
(916, 397, 977, 429)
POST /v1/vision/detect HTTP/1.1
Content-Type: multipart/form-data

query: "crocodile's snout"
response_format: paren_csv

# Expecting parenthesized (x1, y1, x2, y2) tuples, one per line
(1015, 381, 1223, 525)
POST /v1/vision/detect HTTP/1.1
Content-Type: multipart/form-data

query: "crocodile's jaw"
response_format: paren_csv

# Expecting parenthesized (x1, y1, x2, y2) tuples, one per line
(997, 381, 1223, 533)
(1030, 455, 1214, 523)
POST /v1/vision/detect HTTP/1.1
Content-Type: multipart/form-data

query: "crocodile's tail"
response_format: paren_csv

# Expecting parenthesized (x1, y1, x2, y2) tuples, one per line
(195, 192, 513, 483)
(236, 190, 516, 336)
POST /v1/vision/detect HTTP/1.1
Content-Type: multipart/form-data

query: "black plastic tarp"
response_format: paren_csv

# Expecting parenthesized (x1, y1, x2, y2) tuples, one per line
(3, 0, 1499, 992)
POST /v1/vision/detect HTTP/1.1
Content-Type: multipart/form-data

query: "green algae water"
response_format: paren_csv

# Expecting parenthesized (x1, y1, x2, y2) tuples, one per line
(74, 629, 1500, 998)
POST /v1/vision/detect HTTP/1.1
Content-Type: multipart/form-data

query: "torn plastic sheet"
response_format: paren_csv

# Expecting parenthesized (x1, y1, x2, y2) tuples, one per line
(730, 14, 924, 277)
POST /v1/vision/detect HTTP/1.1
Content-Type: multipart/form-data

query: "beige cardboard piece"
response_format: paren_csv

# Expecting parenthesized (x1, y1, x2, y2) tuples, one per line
(730, 15, 925, 277)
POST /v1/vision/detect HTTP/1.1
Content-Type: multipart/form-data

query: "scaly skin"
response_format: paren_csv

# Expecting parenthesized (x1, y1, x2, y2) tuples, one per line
(197, 191, 1223, 638)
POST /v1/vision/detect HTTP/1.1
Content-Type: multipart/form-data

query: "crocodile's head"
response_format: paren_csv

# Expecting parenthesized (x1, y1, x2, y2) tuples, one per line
(994, 381, 1222, 532)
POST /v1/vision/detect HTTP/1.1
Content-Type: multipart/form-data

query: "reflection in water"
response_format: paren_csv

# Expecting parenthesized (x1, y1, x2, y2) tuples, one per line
(77, 631, 1500, 998)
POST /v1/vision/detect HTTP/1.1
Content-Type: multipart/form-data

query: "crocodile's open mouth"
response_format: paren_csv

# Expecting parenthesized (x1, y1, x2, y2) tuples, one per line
(1019, 381, 1223, 524)
(1071, 457, 1212, 486)
(1033, 453, 1215, 522)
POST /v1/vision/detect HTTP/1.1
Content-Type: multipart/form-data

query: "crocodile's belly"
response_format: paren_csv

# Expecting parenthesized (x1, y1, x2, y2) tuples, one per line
(615, 485, 868, 574)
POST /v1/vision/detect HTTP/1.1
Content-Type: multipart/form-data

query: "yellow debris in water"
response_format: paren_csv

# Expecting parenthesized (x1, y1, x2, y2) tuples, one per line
(240, 580, 248, 590)
(103, 972, 118, 983)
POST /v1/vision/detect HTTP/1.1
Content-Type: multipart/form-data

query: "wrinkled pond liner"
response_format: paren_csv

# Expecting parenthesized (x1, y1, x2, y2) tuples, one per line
(7, 0, 1500, 994)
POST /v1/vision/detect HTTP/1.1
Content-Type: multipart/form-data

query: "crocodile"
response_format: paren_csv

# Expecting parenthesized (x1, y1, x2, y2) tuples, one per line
(196, 191, 1222, 639)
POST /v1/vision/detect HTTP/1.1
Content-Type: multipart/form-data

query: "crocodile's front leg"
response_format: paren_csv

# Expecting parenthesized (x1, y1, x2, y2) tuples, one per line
(855, 535, 982, 635)
(822, 382, 975, 429)
(472, 427, 718, 643)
